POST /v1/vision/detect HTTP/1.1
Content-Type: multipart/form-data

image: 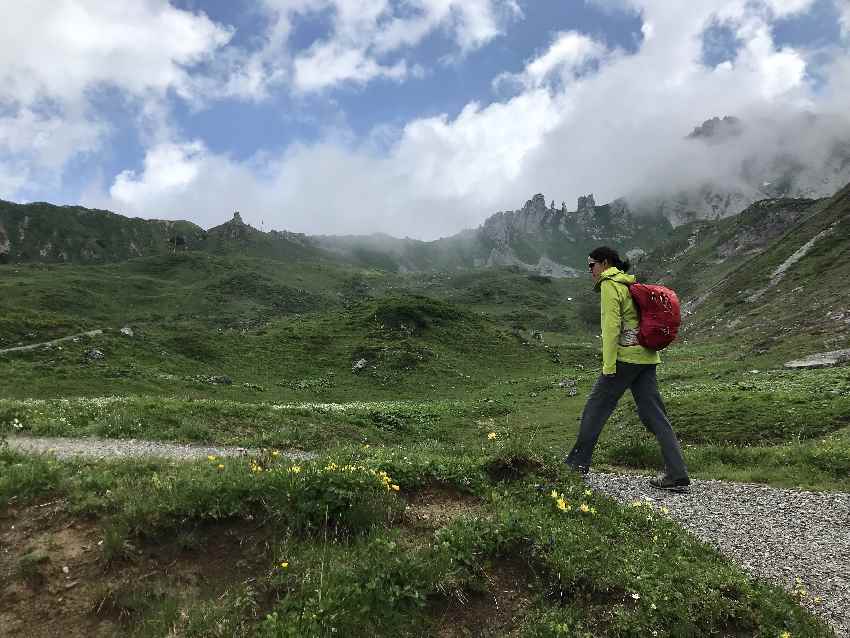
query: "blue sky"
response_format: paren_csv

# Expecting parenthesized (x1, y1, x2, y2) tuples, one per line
(1, 0, 849, 238)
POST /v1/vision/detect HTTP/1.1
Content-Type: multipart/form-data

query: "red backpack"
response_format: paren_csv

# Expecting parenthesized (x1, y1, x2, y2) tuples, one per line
(606, 279, 681, 350)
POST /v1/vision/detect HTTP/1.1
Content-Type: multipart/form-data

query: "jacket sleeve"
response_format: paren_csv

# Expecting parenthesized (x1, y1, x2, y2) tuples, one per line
(600, 280, 621, 375)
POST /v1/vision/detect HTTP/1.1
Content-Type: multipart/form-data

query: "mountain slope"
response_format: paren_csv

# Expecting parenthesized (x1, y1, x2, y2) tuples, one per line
(638, 182, 850, 358)
(317, 193, 673, 276)
(0, 202, 327, 265)
(0, 200, 205, 264)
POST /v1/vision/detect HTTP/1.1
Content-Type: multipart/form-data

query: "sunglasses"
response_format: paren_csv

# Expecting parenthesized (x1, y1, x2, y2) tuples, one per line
(587, 261, 599, 271)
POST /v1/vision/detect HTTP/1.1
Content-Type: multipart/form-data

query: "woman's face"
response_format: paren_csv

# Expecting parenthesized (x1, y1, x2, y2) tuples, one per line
(587, 258, 608, 282)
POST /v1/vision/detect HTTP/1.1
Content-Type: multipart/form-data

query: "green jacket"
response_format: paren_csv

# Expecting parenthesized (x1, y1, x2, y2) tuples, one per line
(595, 267, 661, 375)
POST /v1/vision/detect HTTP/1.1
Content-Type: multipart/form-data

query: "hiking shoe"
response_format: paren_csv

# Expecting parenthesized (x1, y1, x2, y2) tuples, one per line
(649, 473, 690, 493)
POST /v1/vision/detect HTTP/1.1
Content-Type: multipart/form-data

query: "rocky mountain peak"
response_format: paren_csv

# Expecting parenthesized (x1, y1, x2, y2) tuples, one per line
(687, 116, 743, 142)
(522, 193, 549, 214)
(577, 194, 596, 213)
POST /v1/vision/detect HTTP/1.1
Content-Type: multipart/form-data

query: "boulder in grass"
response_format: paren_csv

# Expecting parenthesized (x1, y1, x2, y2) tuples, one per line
(784, 349, 850, 369)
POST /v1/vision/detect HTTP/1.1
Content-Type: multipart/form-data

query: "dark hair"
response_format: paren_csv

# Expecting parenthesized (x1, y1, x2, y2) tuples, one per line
(589, 246, 630, 272)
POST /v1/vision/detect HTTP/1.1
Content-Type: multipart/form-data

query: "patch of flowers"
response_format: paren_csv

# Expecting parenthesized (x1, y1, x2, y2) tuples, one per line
(549, 488, 596, 516)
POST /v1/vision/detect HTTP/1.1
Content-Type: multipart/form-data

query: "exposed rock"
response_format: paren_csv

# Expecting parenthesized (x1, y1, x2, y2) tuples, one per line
(533, 256, 580, 278)
(784, 349, 850, 369)
(0, 223, 11, 260)
(558, 378, 579, 396)
(687, 116, 744, 142)
(352, 358, 368, 373)
(120, 326, 134, 337)
(85, 349, 105, 361)
(577, 194, 596, 213)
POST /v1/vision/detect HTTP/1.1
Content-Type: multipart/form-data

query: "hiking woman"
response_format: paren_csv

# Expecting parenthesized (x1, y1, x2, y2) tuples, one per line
(564, 246, 691, 492)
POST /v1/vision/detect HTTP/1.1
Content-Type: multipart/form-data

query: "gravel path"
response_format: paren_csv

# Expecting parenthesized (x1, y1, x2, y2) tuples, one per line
(585, 472, 850, 638)
(5, 435, 316, 462)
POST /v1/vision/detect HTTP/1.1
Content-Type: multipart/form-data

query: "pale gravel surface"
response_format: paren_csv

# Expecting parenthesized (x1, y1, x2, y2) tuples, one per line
(5, 435, 316, 462)
(5, 436, 847, 635)
(585, 472, 850, 638)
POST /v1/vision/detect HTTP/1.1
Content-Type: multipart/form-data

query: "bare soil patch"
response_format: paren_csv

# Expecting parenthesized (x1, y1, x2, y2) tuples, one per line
(430, 558, 536, 638)
(0, 502, 275, 638)
(402, 485, 485, 531)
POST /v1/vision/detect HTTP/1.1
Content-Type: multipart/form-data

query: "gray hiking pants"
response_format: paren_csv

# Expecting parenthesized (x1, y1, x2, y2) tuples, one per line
(565, 362, 689, 480)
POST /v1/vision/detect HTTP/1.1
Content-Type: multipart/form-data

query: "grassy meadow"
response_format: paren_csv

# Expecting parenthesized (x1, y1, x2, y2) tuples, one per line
(1, 252, 847, 636)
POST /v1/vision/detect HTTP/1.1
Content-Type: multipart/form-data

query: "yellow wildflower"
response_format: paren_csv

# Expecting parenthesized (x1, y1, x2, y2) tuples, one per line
(551, 489, 559, 499)
(779, 632, 791, 638)
(217, 464, 225, 470)
(391, 484, 400, 491)
(280, 562, 289, 569)
(579, 503, 590, 513)
(584, 489, 592, 497)
(590, 507, 597, 515)
(207, 455, 217, 461)
(487, 432, 497, 440)
(271, 450, 280, 457)
(631, 500, 643, 508)
(556, 497, 570, 512)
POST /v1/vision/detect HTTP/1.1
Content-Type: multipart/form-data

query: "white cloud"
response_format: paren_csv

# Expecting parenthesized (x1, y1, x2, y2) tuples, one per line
(733, 20, 807, 100)
(111, 141, 207, 202)
(253, 0, 519, 94)
(0, 0, 841, 244)
(293, 42, 408, 92)
(763, 0, 817, 17)
(89, 0, 850, 241)
(0, 1, 232, 200)
(0, 1, 231, 106)
(838, 0, 850, 39)
(496, 31, 608, 90)
(100, 88, 560, 238)
(0, 107, 106, 171)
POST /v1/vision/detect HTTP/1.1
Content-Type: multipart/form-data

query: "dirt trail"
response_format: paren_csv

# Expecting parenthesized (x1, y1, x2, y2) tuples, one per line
(0, 330, 103, 355)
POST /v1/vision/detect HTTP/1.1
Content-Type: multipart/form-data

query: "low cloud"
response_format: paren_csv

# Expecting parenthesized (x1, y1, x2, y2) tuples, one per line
(97, 88, 560, 238)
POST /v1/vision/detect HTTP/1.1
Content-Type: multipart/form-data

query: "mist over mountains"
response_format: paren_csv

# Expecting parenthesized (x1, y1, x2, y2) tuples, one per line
(2, 112, 849, 277)
(628, 113, 850, 225)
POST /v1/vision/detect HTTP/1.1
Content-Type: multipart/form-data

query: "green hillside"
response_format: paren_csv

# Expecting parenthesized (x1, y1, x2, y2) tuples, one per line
(2, 187, 849, 638)
(637, 183, 850, 363)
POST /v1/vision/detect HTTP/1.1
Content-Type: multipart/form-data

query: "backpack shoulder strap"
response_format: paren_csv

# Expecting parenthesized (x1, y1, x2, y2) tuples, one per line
(600, 276, 632, 287)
